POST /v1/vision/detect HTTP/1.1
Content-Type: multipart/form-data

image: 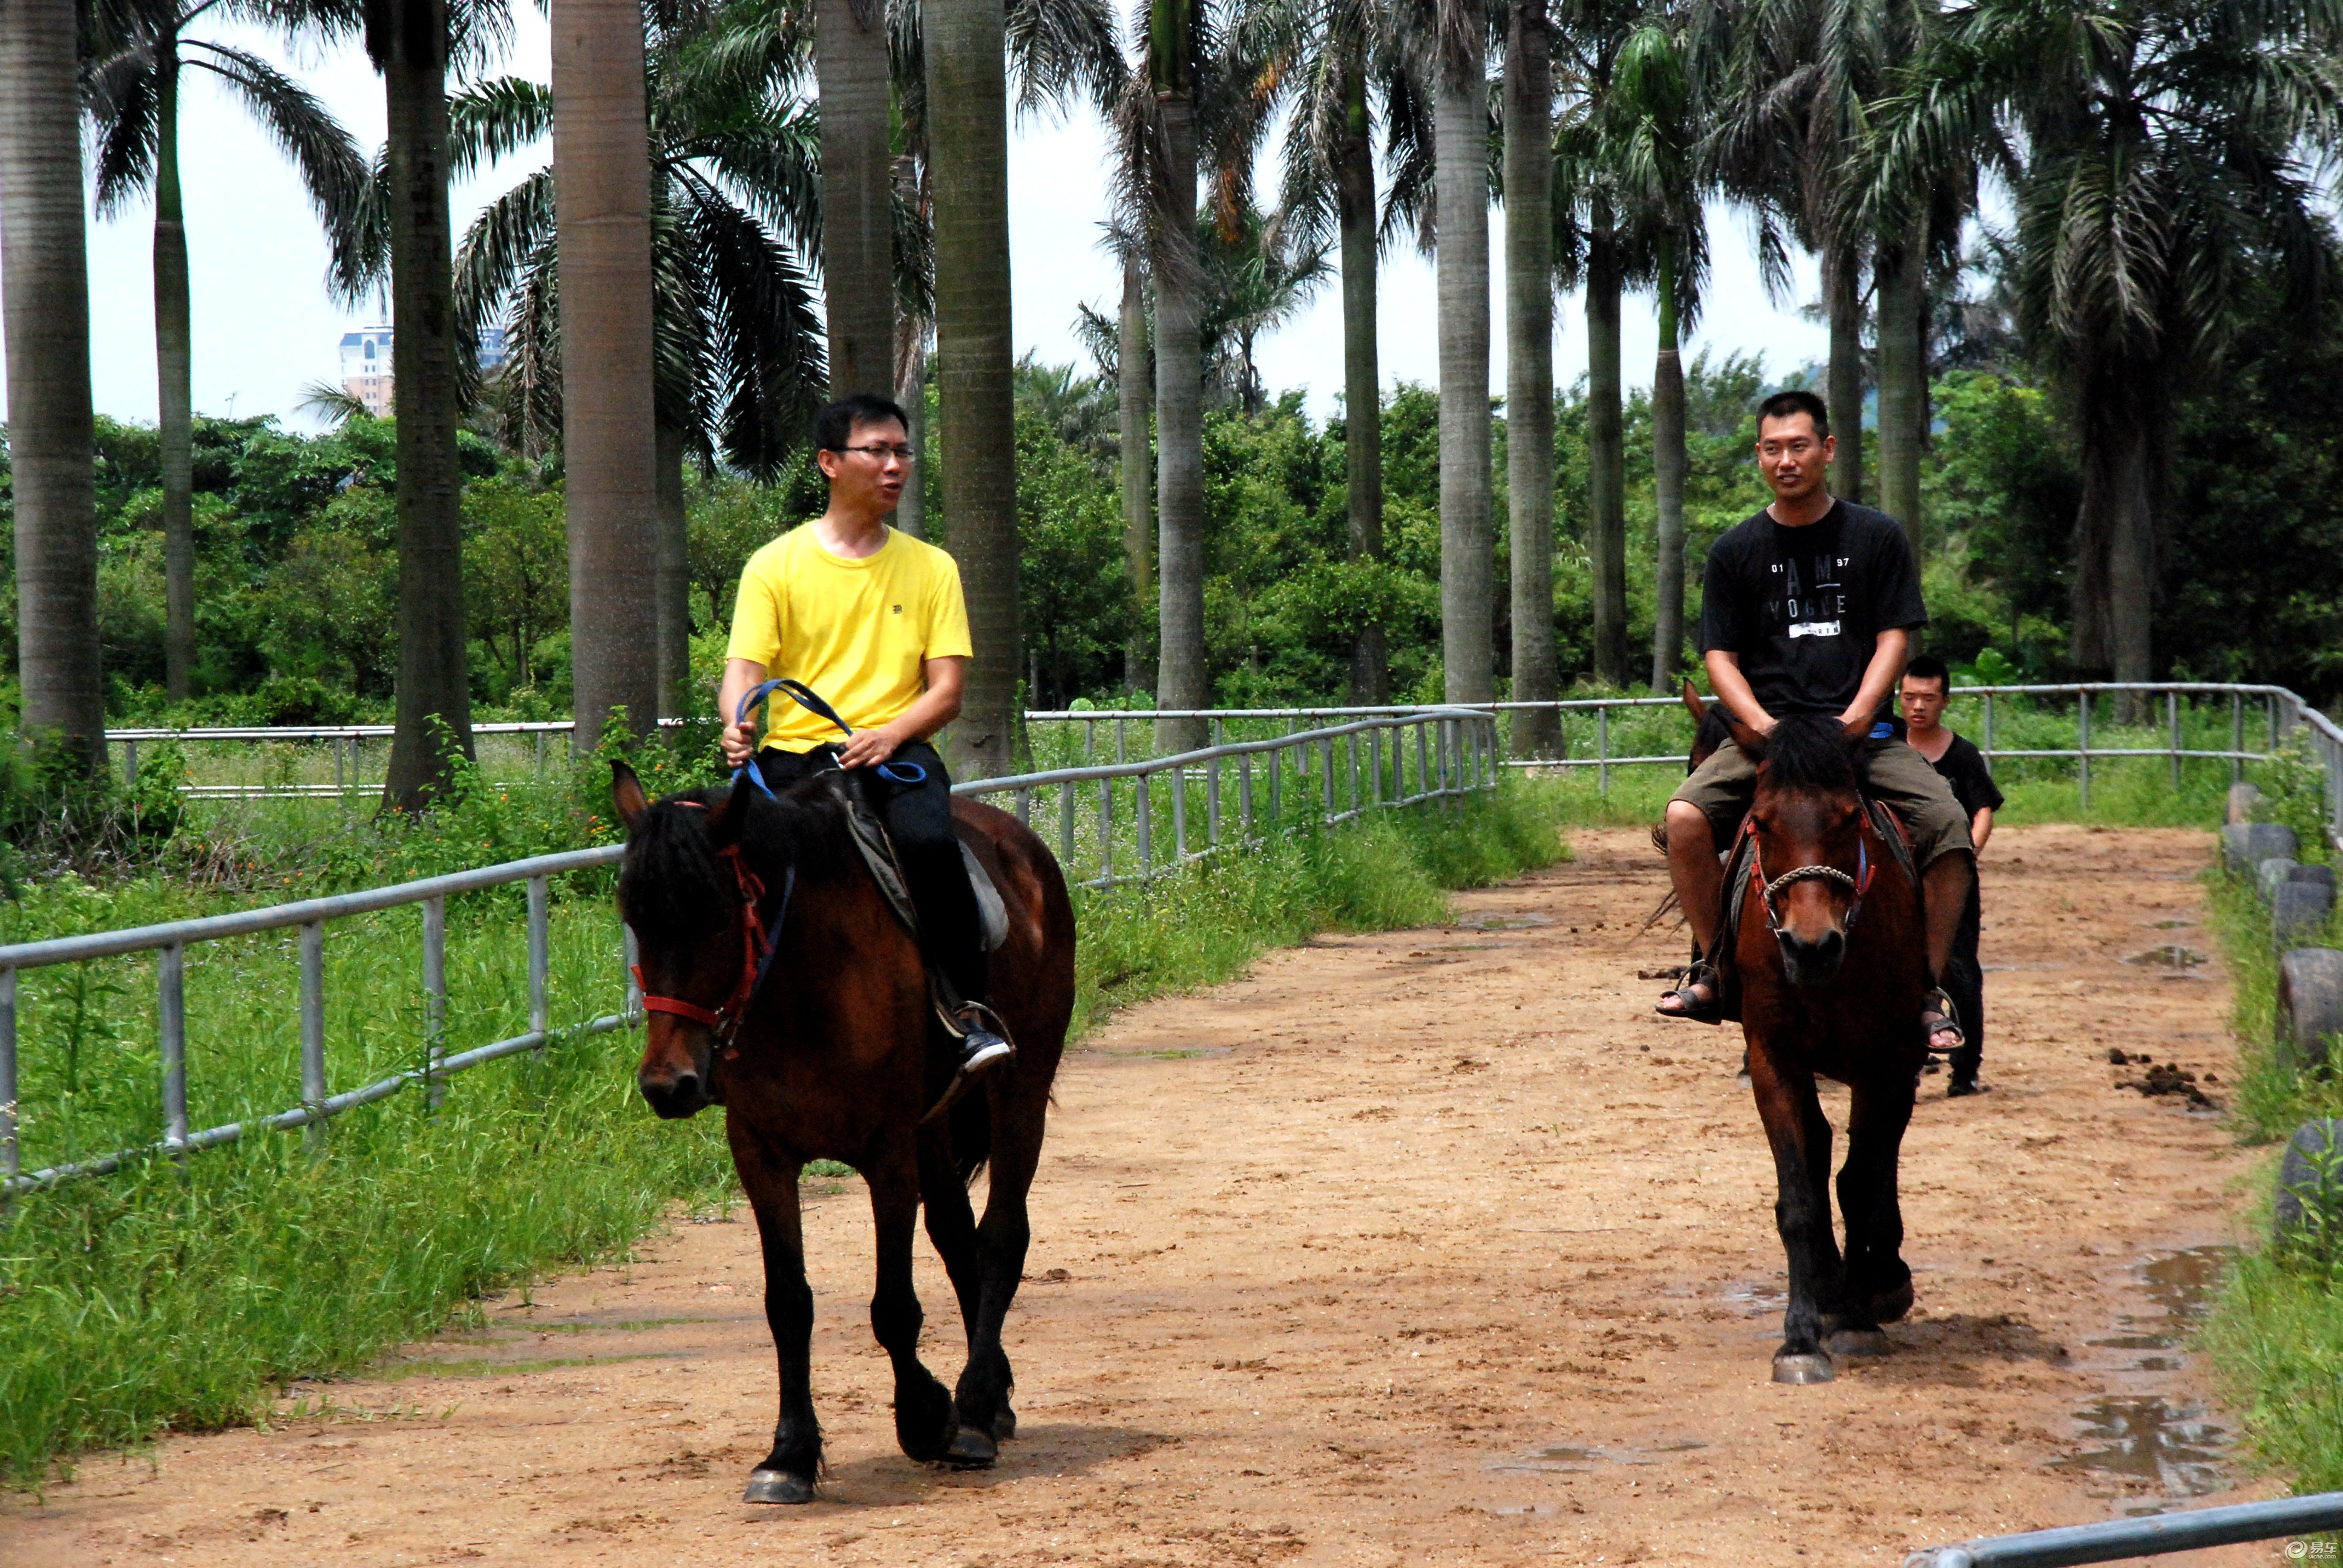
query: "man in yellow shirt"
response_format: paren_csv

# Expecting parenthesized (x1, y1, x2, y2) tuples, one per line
(718, 393, 1011, 1088)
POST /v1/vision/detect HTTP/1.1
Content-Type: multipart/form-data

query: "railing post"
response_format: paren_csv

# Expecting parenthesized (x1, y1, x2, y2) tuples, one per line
(527, 875, 549, 1044)
(1171, 764, 1187, 862)
(2078, 689, 2093, 811)
(159, 943, 187, 1166)
(1015, 787, 1032, 828)
(424, 895, 447, 1109)
(1060, 782, 1076, 871)
(1348, 732, 1360, 816)
(623, 924, 641, 1019)
(1322, 736, 1335, 818)
(1270, 740, 1284, 822)
(1207, 753, 1222, 848)
(2169, 688, 2183, 791)
(535, 730, 547, 781)
(1115, 716, 1127, 765)
(1100, 776, 1114, 883)
(0, 969, 15, 1197)
(1982, 691, 1995, 763)
(1239, 750, 1254, 835)
(1415, 722, 1429, 803)
(1598, 704, 1611, 797)
(334, 736, 347, 802)
(1136, 770, 1153, 879)
(300, 920, 327, 1153)
(2233, 691, 2246, 783)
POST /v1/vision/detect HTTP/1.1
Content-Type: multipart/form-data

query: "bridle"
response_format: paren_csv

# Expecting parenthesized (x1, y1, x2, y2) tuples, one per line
(632, 829, 794, 1060)
(1741, 811, 1876, 938)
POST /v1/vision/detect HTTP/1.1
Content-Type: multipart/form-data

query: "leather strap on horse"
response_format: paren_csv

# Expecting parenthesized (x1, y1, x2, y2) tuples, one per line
(632, 838, 795, 1060)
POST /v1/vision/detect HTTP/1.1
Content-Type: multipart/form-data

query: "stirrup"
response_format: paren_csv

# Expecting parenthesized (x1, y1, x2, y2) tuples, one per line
(1655, 960, 1726, 1026)
(922, 1002, 1015, 1122)
(1921, 988, 1965, 1055)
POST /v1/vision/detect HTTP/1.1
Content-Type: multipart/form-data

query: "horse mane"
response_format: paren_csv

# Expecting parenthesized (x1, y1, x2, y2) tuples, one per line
(1752, 712, 1860, 796)
(618, 773, 863, 941)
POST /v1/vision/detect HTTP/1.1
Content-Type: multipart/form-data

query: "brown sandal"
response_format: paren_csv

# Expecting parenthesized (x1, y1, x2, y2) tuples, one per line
(1921, 988, 1965, 1054)
(1656, 961, 1727, 1026)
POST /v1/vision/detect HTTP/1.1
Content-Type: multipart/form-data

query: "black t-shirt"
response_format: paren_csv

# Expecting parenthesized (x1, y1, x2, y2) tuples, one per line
(1925, 732, 2005, 820)
(1697, 501, 1927, 716)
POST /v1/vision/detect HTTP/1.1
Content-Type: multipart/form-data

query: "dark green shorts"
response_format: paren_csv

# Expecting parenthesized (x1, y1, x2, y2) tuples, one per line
(1671, 735, 1975, 868)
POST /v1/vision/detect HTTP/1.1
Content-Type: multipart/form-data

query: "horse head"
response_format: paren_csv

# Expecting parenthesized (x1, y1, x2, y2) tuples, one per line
(614, 761, 761, 1119)
(1737, 712, 1873, 987)
(1682, 676, 1733, 773)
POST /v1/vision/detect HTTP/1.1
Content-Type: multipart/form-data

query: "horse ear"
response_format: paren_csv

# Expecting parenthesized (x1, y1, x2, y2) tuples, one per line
(1720, 707, 1764, 757)
(1679, 676, 1708, 725)
(611, 760, 650, 832)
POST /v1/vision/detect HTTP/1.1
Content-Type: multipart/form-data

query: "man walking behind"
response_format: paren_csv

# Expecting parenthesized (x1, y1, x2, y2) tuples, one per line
(1900, 654, 2002, 1095)
(1654, 390, 1974, 1054)
(718, 393, 1012, 1092)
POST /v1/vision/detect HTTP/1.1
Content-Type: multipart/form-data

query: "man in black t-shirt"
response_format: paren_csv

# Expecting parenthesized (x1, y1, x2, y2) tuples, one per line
(1655, 390, 1974, 1054)
(1900, 655, 2004, 1095)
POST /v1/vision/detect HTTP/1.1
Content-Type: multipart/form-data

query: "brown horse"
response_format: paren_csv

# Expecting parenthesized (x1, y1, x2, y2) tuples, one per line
(612, 759, 1076, 1501)
(1719, 713, 1928, 1383)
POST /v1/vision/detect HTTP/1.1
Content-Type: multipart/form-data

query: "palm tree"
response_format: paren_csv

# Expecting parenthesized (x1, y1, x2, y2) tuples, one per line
(1198, 200, 1330, 410)
(1872, 0, 2343, 687)
(1553, 0, 1645, 688)
(819, 0, 896, 395)
(1268, 0, 1421, 703)
(549, 0, 661, 750)
(1503, 0, 1558, 752)
(1108, 233, 1155, 691)
(84, 2, 369, 707)
(0, 0, 107, 776)
(1432, 0, 1493, 704)
(347, 0, 505, 810)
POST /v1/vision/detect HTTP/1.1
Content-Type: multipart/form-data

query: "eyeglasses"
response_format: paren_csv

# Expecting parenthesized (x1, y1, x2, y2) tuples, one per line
(833, 443, 917, 462)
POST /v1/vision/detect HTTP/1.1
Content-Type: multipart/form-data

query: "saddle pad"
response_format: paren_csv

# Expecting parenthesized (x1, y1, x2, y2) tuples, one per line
(959, 840, 1011, 953)
(824, 773, 1009, 953)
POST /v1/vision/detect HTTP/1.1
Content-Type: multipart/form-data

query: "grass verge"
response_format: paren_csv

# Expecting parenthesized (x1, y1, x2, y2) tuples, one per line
(2198, 863, 2343, 1491)
(0, 777, 1568, 1490)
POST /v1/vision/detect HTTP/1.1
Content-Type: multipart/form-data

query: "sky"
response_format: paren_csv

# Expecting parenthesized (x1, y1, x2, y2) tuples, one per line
(12, 13, 1832, 434)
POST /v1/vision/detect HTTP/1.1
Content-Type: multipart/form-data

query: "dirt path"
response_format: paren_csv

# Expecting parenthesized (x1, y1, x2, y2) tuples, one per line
(5, 825, 2281, 1567)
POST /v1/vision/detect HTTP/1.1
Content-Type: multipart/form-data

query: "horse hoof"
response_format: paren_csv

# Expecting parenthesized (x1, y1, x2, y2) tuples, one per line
(1824, 1328, 1892, 1357)
(1872, 1279, 1916, 1324)
(992, 1402, 1017, 1442)
(946, 1426, 998, 1468)
(1772, 1353, 1835, 1385)
(742, 1468, 816, 1504)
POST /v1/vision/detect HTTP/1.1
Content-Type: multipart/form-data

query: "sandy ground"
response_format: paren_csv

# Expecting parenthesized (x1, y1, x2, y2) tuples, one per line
(3, 824, 2290, 1567)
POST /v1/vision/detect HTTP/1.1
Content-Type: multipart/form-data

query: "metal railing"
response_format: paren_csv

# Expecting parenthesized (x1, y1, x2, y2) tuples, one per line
(1, 708, 1498, 1197)
(1904, 1489, 2343, 1566)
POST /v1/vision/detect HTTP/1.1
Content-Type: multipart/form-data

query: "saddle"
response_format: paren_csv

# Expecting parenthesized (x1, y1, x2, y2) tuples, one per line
(824, 772, 1009, 958)
(1699, 796, 1919, 1022)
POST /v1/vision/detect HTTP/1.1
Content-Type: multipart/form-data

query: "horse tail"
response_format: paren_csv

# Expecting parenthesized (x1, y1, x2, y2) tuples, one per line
(949, 1086, 992, 1186)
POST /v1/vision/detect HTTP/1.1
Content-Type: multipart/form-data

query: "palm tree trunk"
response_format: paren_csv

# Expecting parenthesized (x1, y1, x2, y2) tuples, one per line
(1434, 15, 1494, 705)
(1824, 240, 1864, 504)
(894, 317, 927, 538)
(154, 38, 198, 705)
(1650, 232, 1687, 691)
(818, 0, 894, 395)
(1875, 227, 1924, 561)
(551, 0, 661, 753)
(1152, 11, 1208, 751)
(0, 0, 106, 776)
(1585, 212, 1629, 688)
(1335, 62, 1385, 706)
(2073, 351, 2161, 699)
(1503, 0, 1556, 752)
(654, 419, 690, 719)
(927, 0, 1022, 776)
(1118, 252, 1155, 693)
(374, 1, 477, 808)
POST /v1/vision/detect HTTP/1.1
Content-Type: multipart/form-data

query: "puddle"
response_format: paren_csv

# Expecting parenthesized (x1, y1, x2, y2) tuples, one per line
(1721, 1280, 1786, 1318)
(2149, 918, 2198, 930)
(1455, 912, 1553, 931)
(2059, 1245, 2240, 1500)
(2048, 1397, 2229, 1498)
(1487, 1439, 1708, 1474)
(2125, 946, 2208, 968)
(1094, 1046, 1231, 1062)
(511, 1317, 714, 1336)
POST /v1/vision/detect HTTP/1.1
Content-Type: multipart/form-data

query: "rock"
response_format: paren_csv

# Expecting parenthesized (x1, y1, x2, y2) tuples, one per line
(2273, 881, 2336, 950)
(2225, 822, 2298, 875)
(2275, 1119, 2343, 1255)
(2229, 782, 2266, 825)
(2259, 857, 2301, 901)
(2278, 949, 2343, 1073)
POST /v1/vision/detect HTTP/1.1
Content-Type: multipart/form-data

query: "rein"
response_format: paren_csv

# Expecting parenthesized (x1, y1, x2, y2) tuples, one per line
(631, 828, 796, 1059)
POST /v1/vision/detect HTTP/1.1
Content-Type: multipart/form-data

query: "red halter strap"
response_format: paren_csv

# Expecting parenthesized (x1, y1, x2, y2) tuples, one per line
(632, 841, 787, 1056)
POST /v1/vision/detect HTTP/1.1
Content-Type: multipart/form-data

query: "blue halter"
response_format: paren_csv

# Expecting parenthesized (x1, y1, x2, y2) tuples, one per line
(730, 677, 929, 797)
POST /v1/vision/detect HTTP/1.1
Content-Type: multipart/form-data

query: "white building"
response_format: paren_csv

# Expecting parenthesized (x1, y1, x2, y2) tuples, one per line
(335, 324, 511, 418)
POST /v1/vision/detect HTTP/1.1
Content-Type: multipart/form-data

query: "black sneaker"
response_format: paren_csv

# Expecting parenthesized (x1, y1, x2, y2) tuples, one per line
(957, 1024, 1014, 1078)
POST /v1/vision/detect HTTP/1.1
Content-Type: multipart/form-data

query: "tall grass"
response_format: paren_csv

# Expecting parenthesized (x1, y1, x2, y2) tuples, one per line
(0, 779, 1567, 1489)
(2197, 854, 2343, 1491)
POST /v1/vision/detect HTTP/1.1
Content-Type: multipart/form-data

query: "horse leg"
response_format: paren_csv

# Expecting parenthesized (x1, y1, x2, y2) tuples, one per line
(1835, 1073, 1919, 1345)
(867, 1143, 959, 1463)
(1747, 1044, 1843, 1384)
(917, 1122, 1015, 1448)
(947, 1082, 1045, 1466)
(732, 1129, 822, 1504)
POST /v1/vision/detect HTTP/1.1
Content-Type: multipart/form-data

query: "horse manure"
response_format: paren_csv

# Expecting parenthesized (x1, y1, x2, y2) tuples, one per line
(2114, 1061, 2217, 1108)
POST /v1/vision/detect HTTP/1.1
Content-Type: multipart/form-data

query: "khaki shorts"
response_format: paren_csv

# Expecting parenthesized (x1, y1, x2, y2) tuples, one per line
(1671, 735, 1974, 869)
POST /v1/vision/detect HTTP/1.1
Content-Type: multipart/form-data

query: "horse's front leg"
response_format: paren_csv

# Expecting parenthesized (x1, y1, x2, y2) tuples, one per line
(1746, 1040, 1842, 1384)
(1833, 1070, 1919, 1350)
(732, 1124, 822, 1503)
(867, 1137, 958, 1462)
(918, 1119, 1014, 1463)
(948, 1080, 1046, 1465)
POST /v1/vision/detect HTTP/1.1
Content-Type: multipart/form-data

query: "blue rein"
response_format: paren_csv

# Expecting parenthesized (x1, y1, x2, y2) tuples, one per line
(730, 677, 929, 797)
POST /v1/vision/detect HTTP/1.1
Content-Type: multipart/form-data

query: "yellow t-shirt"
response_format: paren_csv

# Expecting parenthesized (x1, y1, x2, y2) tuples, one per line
(726, 524, 974, 753)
